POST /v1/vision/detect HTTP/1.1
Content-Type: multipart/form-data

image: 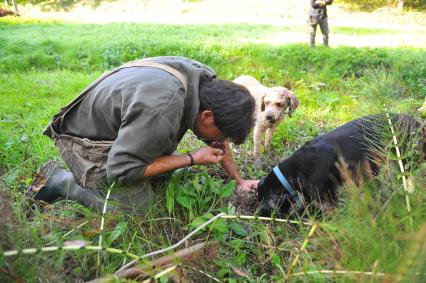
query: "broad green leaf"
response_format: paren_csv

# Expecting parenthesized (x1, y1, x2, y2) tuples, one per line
(229, 222, 247, 237)
(271, 252, 281, 265)
(220, 181, 236, 198)
(189, 213, 213, 230)
(165, 185, 175, 215)
(212, 219, 228, 234)
(107, 222, 127, 245)
(176, 196, 191, 209)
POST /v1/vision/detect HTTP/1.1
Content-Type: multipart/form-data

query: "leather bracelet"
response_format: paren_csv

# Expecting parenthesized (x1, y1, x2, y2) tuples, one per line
(186, 153, 194, 166)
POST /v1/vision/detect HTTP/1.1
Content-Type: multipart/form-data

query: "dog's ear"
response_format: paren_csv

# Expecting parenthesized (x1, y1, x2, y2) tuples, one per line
(260, 94, 265, 112)
(285, 90, 299, 118)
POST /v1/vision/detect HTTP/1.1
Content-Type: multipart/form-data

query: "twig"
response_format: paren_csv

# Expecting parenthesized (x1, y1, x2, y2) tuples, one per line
(88, 241, 217, 283)
(286, 221, 320, 280)
(116, 212, 225, 273)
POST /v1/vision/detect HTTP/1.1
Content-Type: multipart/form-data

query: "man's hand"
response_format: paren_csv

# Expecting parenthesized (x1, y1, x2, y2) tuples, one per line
(236, 179, 259, 192)
(315, 0, 326, 5)
(191, 146, 225, 165)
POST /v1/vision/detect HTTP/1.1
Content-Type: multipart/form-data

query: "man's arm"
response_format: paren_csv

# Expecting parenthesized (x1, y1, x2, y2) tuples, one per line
(219, 141, 259, 191)
(143, 146, 225, 177)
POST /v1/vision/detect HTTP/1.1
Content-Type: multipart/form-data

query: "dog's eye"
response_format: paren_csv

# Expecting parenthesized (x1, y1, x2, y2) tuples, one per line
(276, 103, 283, 107)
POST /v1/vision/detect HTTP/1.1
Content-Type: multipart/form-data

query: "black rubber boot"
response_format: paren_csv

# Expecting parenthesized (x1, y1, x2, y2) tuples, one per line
(29, 162, 105, 212)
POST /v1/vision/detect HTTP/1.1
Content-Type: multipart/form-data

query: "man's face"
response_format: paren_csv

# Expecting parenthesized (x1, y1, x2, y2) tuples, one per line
(193, 110, 225, 142)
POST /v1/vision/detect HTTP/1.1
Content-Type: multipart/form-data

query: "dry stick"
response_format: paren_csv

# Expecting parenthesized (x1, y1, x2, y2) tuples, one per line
(96, 184, 113, 275)
(384, 108, 413, 228)
(88, 241, 216, 283)
(285, 221, 320, 280)
(116, 212, 226, 273)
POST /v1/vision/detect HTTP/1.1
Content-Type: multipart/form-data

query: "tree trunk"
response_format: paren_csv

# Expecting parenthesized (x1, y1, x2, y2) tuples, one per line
(12, 0, 19, 15)
(4, 0, 8, 6)
(397, 0, 404, 9)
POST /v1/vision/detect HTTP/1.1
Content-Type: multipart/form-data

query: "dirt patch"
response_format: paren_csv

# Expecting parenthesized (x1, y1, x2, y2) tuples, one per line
(229, 189, 259, 215)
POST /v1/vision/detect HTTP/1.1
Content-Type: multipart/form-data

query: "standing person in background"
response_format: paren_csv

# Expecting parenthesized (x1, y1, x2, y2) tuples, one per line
(307, 0, 333, 48)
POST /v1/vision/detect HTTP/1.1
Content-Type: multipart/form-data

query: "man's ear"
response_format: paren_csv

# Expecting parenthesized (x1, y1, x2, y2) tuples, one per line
(199, 110, 215, 125)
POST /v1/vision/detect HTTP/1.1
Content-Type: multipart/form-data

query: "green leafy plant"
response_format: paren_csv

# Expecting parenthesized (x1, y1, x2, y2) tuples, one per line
(166, 172, 235, 221)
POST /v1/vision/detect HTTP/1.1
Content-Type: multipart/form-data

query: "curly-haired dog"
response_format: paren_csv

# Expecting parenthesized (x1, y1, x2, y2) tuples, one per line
(257, 114, 425, 216)
(233, 75, 299, 158)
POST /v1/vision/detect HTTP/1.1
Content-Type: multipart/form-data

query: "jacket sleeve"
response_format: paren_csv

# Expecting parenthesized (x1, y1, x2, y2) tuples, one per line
(106, 103, 182, 185)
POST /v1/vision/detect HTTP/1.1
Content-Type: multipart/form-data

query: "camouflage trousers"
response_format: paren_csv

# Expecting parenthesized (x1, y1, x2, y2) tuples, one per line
(54, 133, 158, 214)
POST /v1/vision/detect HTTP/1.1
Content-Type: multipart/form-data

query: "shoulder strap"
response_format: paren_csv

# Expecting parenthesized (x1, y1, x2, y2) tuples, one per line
(120, 60, 188, 92)
(66, 60, 188, 115)
(43, 60, 188, 139)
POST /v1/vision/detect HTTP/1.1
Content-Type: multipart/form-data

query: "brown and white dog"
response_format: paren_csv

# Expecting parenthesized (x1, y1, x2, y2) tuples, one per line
(233, 75, 299, 158)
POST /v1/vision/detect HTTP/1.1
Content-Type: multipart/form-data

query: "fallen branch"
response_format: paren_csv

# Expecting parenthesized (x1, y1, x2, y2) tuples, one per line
(116, 212, 225, 272)
(87, 241, 217, 283)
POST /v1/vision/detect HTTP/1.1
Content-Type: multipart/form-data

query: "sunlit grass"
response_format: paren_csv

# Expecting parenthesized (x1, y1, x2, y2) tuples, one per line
(0, 17, 425, 282)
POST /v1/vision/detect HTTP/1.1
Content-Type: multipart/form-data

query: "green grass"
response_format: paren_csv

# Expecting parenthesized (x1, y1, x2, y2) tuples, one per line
(0, 16, 425, 282)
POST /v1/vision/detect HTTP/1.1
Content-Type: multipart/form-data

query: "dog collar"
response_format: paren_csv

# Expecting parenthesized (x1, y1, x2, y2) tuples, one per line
(272, 166, 302, 208)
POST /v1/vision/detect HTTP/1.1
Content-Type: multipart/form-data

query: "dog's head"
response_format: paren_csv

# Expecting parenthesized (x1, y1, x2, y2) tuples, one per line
(260, 87, 299, 124)
(257, 168, 300, 216)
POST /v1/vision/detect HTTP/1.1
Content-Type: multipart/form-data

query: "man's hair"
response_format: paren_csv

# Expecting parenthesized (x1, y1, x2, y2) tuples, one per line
(199, 78, 255, 145)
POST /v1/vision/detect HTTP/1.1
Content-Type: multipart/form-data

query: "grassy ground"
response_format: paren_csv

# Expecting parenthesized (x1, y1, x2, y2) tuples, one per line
(0, 15, 425, 282)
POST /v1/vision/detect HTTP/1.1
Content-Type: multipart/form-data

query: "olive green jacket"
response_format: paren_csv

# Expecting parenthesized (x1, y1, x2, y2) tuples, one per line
(60, 56, 216, 184)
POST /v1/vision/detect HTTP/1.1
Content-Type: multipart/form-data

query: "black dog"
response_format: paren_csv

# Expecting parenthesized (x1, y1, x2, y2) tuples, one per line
(257, 114, 425, 216)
